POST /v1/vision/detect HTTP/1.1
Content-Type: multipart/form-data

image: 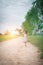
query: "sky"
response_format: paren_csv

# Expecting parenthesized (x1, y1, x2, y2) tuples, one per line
(0, 0, 34, 33)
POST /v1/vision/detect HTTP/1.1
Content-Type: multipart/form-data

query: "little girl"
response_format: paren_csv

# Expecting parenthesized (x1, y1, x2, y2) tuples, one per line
(23, 31, 28, 46)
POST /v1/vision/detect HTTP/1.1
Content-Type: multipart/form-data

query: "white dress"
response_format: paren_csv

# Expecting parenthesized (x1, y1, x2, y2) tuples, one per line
(23, 34, 27, 42)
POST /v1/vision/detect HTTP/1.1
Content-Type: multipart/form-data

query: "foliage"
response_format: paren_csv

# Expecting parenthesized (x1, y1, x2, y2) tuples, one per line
(22, 0, 43, 35)
(33, 0, 43, 15)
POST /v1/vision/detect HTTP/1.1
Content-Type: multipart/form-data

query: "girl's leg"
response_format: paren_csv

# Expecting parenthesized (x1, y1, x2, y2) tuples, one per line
(25, 42, 27, 47)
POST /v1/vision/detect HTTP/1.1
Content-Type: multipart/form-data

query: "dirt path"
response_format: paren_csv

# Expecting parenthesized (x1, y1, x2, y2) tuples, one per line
(0, 37, 41, 65)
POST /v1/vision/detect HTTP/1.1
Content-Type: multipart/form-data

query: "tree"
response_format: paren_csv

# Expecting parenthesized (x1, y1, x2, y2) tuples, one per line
(33, 0, 43, 20)
(33, 0, 43, 15)
(22, 6, 39, 35)
(22, 0, 43, 35)
(5, 30, 10, 35)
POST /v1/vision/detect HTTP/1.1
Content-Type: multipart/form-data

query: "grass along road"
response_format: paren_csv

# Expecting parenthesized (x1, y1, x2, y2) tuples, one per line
(28, 35, 43, 59)
(0, 34, 21, 42)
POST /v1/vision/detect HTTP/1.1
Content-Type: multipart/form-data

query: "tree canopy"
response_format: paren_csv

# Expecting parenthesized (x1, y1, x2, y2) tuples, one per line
(22, 0, 43, 35)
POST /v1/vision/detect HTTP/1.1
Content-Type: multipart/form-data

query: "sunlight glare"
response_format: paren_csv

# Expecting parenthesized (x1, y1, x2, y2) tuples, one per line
(10, 30, 19, 36)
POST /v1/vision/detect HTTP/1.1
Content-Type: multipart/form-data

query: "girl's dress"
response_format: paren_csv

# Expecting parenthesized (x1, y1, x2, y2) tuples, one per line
(24, 34, 27, 43)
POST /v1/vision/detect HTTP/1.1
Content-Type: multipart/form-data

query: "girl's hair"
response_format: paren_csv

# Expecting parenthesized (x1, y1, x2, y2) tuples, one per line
(25, 31, 27, 34)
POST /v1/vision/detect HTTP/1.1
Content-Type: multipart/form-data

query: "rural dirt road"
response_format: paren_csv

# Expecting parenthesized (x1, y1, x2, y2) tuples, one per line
(0, 37, 41, 65)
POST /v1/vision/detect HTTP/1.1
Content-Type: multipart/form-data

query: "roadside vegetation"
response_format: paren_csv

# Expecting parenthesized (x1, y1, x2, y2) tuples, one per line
(0, 29, 23, 42)
(0, 34, 21, 42)
(22, 0, 43, 59)
(28, 35, 43, 59)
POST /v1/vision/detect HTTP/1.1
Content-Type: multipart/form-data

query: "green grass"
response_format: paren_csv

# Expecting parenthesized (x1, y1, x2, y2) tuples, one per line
(28, 35, 43, 59)
(0, 35, 19, 42)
